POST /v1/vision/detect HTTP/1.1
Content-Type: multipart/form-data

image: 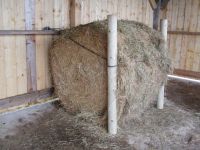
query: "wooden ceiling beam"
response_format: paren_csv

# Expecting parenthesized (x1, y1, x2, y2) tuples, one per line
(149, 0, 157, 10)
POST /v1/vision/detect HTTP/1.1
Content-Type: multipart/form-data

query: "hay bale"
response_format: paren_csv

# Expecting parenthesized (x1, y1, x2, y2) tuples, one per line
(49, 20, 172, 124)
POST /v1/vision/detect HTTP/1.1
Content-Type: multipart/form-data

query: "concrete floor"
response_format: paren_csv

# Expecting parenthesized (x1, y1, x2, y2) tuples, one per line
(0, 103, 55, 139)
(0, 77, 199, 149)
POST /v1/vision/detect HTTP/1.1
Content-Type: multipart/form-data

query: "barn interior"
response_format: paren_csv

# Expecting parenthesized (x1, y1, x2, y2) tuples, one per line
(0, 0, 200, 149)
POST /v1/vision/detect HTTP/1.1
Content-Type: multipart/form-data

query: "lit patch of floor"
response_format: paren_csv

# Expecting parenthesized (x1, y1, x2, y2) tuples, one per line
(0, 103, 55, 139)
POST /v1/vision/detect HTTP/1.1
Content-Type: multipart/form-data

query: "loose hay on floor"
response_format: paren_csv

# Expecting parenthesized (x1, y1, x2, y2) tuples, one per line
(0, 98, 199, 150)
(49, 20, 172, 126)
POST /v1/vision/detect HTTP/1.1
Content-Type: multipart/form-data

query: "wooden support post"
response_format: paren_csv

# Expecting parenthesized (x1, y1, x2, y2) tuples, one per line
(70, 0, 81, 27)
(157, 19, 168, 109)
(25, 0, 37, 92)
(153, 0, 161, 30)
(107, 15, 118, 135)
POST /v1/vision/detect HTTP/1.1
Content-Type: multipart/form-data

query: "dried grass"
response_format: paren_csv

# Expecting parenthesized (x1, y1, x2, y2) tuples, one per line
(49, 20, 172, 126)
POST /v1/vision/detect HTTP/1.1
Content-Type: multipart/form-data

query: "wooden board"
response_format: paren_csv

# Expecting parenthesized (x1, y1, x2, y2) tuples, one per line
(173, 69, 200, 80)
(165, 0, 200, 72)
(0, 88, 54, 114)
(0, 0, 7, 99)
(25, 0, 37, 92)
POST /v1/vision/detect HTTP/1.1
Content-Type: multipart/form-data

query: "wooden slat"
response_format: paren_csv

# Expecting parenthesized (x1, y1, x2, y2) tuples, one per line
(1, 30, 196, 36)
(0, 30, 59, 35)
(138, 0, 143, 22)
(16, 0, 27, 95)
(35, 0, 54, 90)
(0, 0, 6, 99)
(53, 0, 62, 28)
(85, 0, 91, 23)
(117, 0, 123, 19)
(45, 1, 54, 89)
(96, 0, 102, 21)
(35, 0, 46, 90)
(170, 0, 179, 68)
(107, 0, 112, 15)
(101, 0, 108, 20)
(180, 0, 192, 70)
(0, 88, 54, 114)
(142, 0, 147, 24)
(90, 0, 97, 22)
(194, 1, 200, 71)
(70, 0, 82, 27)
(173, 69, 200, 79)
(185, 0, 199, 71)
(60, 0, 70, 28)
(123, 0, 128, 20)
(174, 0, 186, 69)
(4, 0, 18, 97)
(168, 31, 200, 35)
(153, 0, 161, 30)
(127, 0, 134, 20)
(25, 0, 37, 92)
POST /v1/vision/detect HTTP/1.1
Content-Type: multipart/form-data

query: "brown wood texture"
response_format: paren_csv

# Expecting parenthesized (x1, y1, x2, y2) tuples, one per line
(164, 0, 200, 72)
(0, 0, 153, 100)
(0, 88, 54, 112)
(25, 0, 37, 92)
(168, 31, 200, 35)
(173, 69, 200, 79)
(0, 30, 59, 35)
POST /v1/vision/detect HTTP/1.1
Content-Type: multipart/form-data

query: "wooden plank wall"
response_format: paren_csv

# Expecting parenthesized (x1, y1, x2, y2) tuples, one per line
(77, 0, 153, 27)
(0, 0, 70, 99)
(164, 0, 200, 72)
(0, 0, 153, 99)
(0, 0, 27, 99)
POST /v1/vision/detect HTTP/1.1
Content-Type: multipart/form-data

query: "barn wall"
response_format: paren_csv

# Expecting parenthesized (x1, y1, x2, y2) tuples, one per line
(0, 0, 153, 99)
(164, 0, 200, 72)
(0, 0, 70, 99)
(77, 0, 153, 27)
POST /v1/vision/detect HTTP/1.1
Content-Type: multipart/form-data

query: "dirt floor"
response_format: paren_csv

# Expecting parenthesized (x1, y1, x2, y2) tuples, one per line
(0, 78, 200, 150)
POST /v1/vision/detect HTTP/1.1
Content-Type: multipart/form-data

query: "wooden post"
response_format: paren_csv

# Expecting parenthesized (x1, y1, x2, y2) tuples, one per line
(25, 0, 37, 92)
(70, 0, 81, 27)
(157, 19, 168, 109)
(153, 0, 161, 30)
(107, 15, 117, 135)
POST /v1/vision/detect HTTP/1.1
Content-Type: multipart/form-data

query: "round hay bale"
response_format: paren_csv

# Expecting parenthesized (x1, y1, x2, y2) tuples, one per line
(49, 20, 172, 124)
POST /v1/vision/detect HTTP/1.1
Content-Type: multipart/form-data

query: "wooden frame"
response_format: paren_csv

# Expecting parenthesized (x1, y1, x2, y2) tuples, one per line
(0, 30, 59, 35)
(168, 31, 200, 36)
(0, 88, 54, 114)
(173, 69, 200, 79)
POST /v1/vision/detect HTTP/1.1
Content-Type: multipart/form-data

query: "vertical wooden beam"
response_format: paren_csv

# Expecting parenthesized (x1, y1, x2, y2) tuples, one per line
(25, 0, 37, 92)
(153, 0, 161, 30)
(70, 0, 81, 27)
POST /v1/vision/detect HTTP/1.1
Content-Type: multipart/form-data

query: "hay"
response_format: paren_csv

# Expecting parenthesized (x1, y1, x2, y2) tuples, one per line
(49, 20, 172, 125)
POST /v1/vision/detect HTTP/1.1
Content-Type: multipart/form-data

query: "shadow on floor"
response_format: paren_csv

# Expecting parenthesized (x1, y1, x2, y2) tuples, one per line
(166, 78, 200, 112)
